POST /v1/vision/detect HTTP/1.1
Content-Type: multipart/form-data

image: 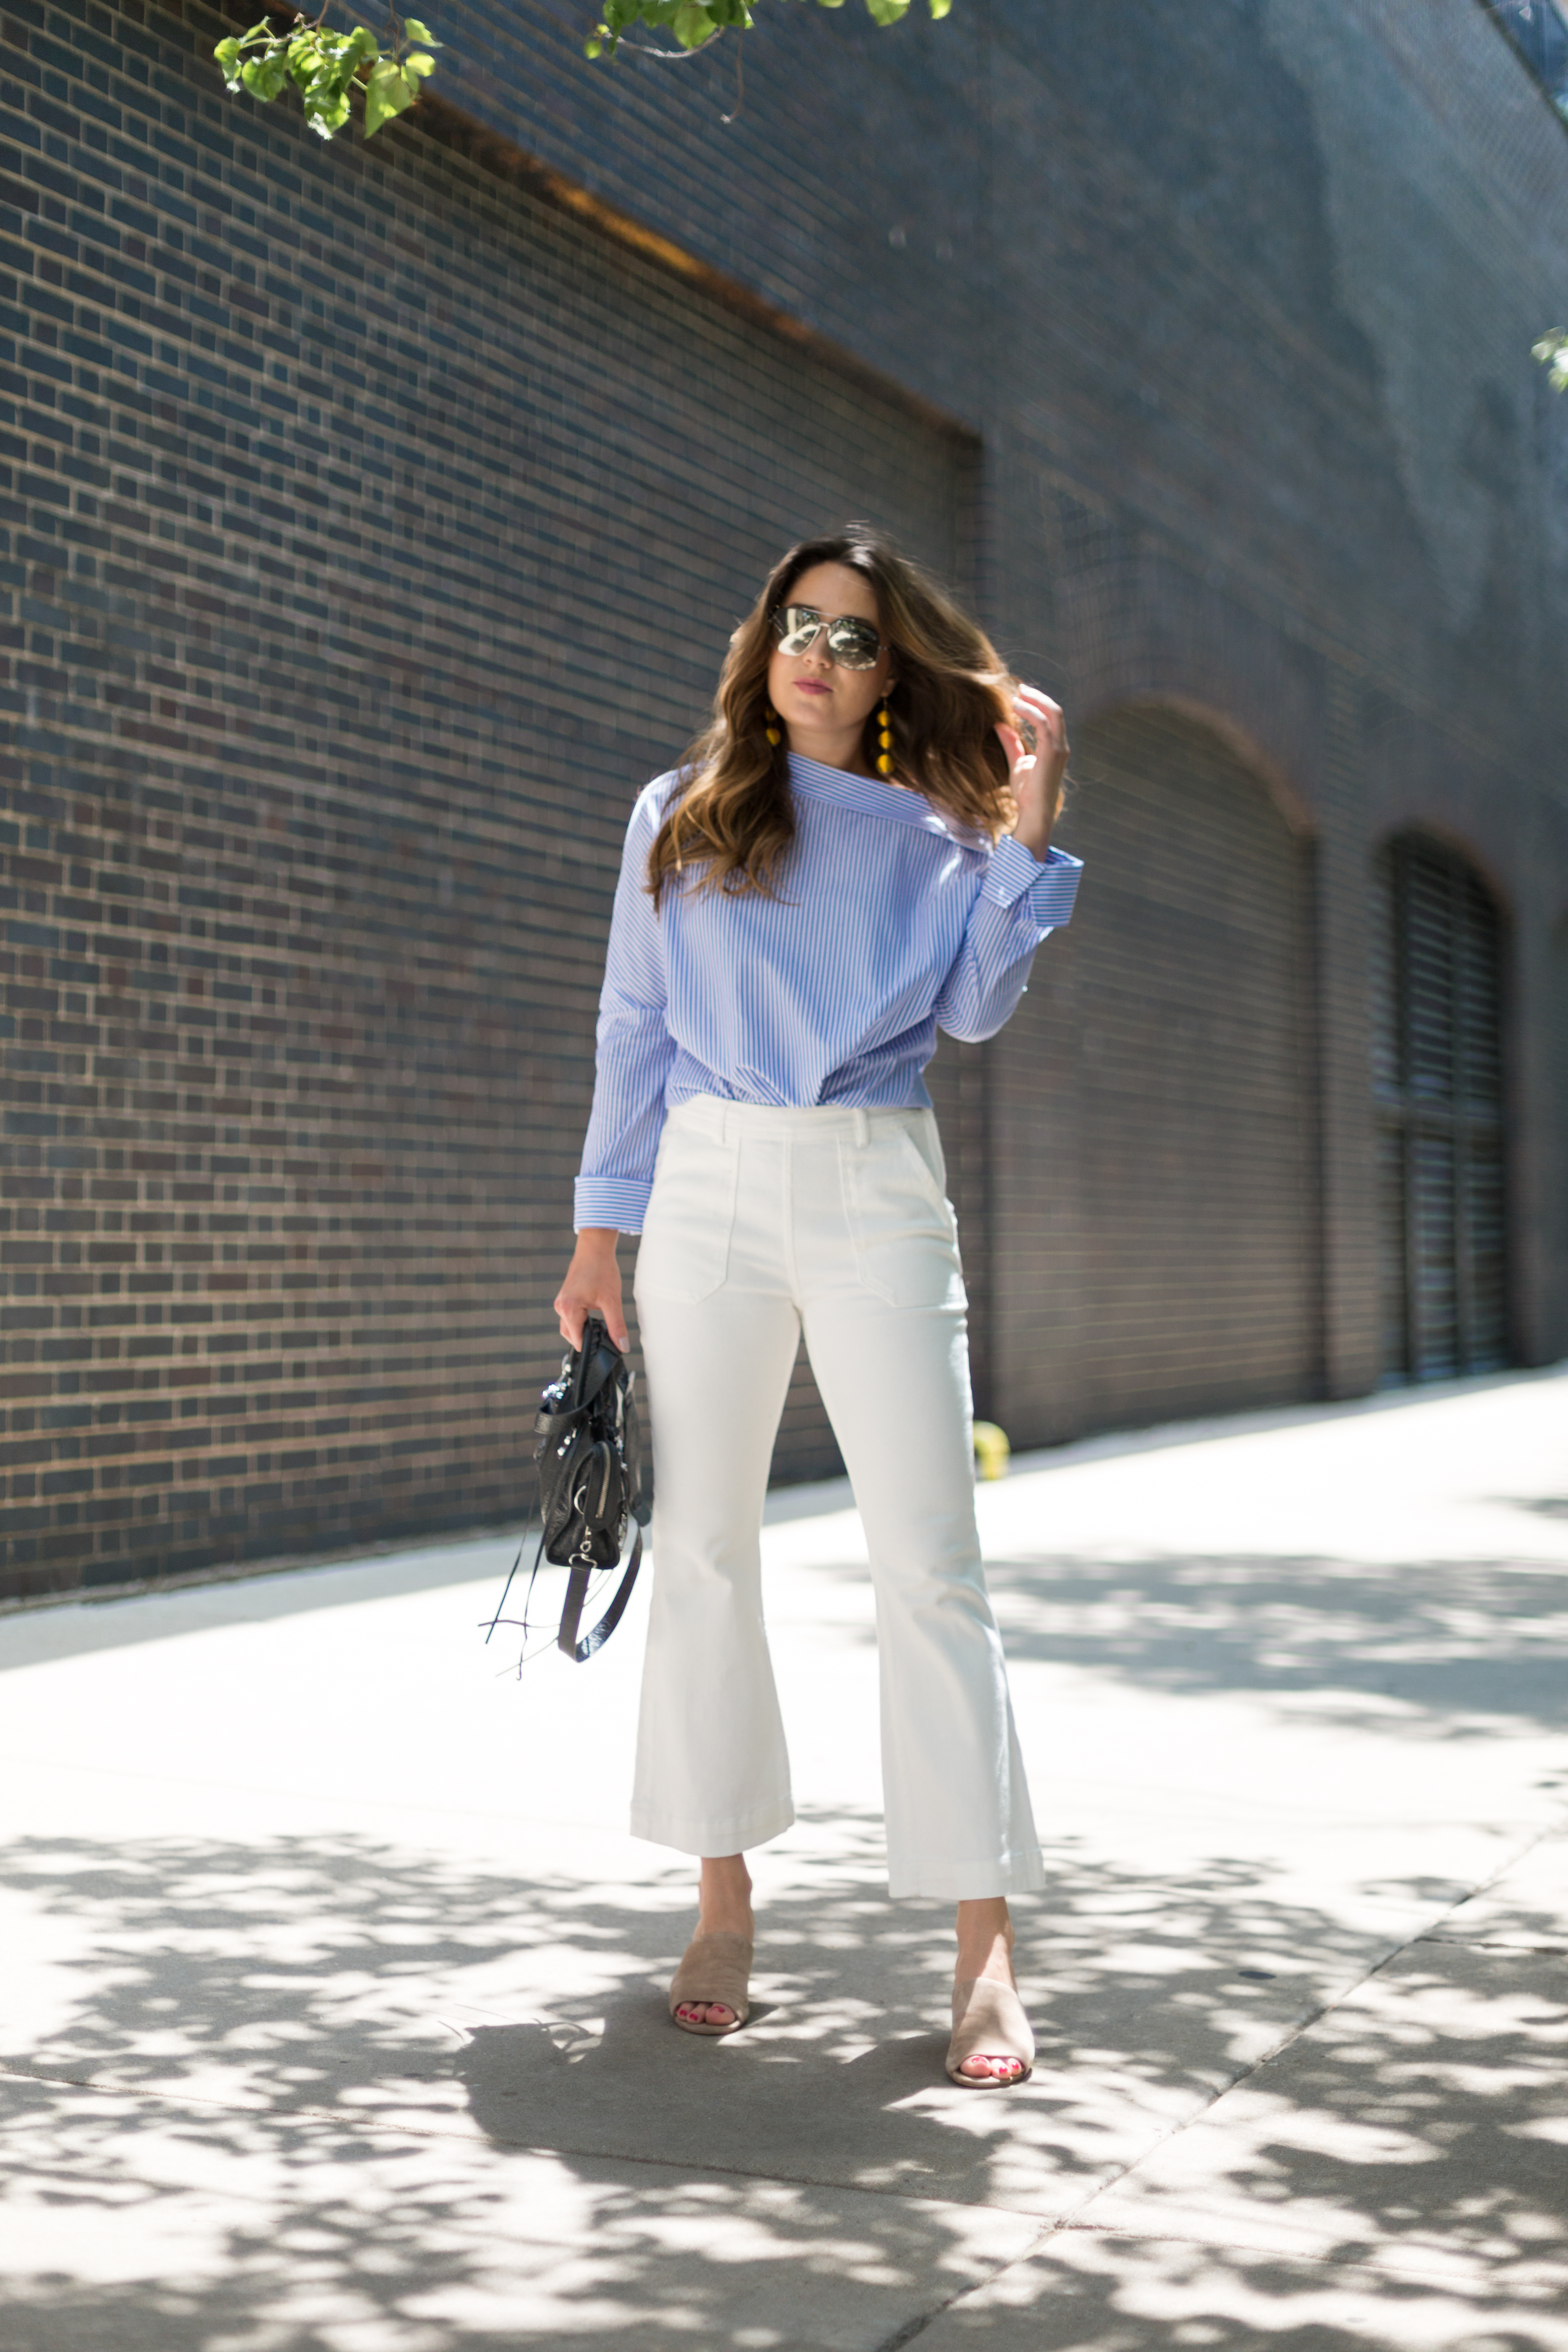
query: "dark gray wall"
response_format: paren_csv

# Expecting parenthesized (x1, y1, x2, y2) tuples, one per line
(3, 0, 1566, 1592)
(429, 0, 1568, 1390)
(1012, 703, 1319, 1437)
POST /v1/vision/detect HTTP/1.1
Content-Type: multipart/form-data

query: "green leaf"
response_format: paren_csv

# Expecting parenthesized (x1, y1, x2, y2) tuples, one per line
(305, 84, 353, 136)
(402, 20, 440, 45)
(213, 35, 242, 83)
(239, 52, 289, 101)
(286, 32, 325, 93)
(671, 3, 718, 44)
(572, 0, 957, 74)
(1534, 333, 1568, 392)
(364, 56, 418, 135)
(401, 50, 437, 79)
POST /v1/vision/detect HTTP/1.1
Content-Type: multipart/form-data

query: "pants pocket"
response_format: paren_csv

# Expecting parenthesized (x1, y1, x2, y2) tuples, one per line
(634, 1122, 741, 1304)
(843, 1118, 967, 1311)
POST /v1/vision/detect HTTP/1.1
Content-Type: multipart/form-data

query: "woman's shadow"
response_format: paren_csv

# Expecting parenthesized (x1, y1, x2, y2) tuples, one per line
(456, 1988, 1029, 2198)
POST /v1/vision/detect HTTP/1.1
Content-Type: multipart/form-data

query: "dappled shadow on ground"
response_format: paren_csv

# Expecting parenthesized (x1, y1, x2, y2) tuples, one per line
(925, 2223, 1568, 2350)
(944, 1936, 1568, 2350)
(0, 1814, 1565, 2347)
(970, 1549, 1568, 1741)
(0, 1817, 1381, 2166)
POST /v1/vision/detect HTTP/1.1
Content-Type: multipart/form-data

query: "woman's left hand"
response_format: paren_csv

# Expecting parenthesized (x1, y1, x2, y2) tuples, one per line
(996, 684, 1069, 861)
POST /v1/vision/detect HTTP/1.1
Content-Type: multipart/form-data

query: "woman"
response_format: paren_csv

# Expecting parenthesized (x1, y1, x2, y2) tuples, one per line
(555, 526, 1079, 2088)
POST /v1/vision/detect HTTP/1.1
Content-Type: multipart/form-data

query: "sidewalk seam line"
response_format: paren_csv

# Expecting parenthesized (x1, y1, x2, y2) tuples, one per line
(874, 1816, 1568, 2349)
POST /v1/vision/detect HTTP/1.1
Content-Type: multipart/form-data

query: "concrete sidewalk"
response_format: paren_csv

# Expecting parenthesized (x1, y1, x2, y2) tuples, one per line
(1, 1369, 1565, 2350)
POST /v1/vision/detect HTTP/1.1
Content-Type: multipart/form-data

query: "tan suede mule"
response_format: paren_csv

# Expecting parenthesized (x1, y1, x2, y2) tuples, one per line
(668, 1931, 753, 2036)
(946, 1974, 1035, 2087)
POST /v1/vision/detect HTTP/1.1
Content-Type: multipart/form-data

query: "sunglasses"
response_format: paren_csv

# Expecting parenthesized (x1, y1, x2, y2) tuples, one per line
(770, 604, 885, 671)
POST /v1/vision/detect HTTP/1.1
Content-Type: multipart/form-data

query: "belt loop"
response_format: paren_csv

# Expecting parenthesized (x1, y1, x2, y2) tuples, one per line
(853, 1108, 869, 1148)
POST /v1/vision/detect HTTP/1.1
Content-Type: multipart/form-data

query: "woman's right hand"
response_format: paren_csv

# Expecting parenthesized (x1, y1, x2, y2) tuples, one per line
(554, 1229, 629, 1350)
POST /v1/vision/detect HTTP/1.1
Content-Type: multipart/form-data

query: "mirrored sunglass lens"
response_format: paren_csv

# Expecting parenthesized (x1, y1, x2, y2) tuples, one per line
(827, 621, 881, 669)
(775, 607, 824, 654)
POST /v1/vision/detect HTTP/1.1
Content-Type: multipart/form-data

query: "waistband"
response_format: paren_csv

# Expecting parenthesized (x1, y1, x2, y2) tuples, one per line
(666, 1096, 933, 1146)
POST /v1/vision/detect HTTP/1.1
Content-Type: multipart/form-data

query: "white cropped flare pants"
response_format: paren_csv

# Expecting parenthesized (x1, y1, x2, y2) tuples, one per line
(630, 1096, 1045, 1901)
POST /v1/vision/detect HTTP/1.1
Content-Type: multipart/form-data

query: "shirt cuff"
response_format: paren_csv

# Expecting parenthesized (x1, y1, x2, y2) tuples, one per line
(983, 837, 1083, 926)
(574, 1175, 653, 1234)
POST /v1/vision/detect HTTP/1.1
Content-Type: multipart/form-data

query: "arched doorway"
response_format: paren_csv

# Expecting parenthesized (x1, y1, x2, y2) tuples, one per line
(1372, 833, 1509, 1381)
(1016, 700, 1319, 1431)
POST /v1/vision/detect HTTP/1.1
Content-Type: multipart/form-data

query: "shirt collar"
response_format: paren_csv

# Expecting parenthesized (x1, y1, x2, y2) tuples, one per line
(787, 751, 983, 848)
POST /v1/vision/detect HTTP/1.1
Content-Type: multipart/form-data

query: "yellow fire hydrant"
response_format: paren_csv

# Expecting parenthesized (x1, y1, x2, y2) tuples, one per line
(972, 1421, 1011, 1481)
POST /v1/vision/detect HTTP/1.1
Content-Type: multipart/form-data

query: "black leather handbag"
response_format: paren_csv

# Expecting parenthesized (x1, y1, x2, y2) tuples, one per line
(483, 1316, 650, 1665)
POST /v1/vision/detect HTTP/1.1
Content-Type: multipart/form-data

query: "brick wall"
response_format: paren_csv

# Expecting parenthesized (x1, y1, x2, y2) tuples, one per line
(0, 0, 968, 1594)
(1000, 703, 1318, 1442)
(4, 0, 1568, 1597)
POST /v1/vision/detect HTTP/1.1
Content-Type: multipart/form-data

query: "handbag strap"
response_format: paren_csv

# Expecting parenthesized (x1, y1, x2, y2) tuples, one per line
(535, 1343, 622, 1445)
(479, 1521, 546, 1651)
(557, 1521, 643, 1664)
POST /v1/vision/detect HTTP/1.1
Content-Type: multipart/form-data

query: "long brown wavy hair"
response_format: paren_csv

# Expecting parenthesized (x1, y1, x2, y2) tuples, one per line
(647, 527, 1022, 907)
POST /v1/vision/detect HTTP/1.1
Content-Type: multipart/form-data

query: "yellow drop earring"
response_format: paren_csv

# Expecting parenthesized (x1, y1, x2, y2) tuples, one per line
(764, 703, 783, 747)
(876, 696, 894, 776)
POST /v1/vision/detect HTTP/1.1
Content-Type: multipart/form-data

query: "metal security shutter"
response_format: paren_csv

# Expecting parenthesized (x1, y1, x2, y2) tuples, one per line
(1374, 836, 1508, 1381)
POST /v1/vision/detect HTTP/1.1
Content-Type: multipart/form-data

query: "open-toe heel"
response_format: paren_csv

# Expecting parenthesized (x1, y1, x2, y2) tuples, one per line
(946, 1974, 1035, 2087)
(669, 1931, 753, 2036)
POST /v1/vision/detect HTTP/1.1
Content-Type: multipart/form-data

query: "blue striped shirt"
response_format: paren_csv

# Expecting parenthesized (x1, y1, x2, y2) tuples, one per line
(575, 751, 1083, 1231)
